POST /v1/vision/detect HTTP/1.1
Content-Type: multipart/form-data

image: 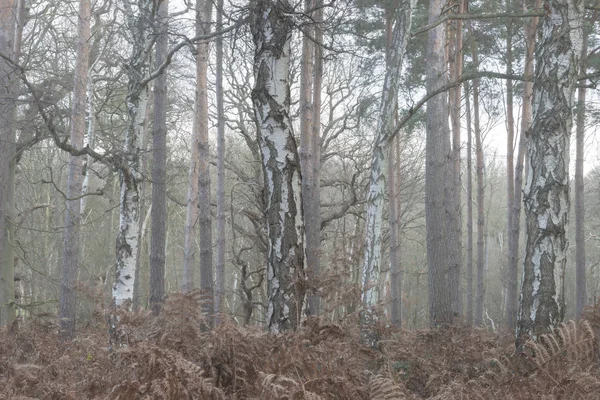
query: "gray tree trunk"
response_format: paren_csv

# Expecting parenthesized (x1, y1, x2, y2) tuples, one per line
(59, 0, 91, 339)
(425, 0, 453, 327)
(150, 0, 168, 316)
(388, 138, 400, 327)
(575, 22, 589, 319)
(214, 0, 226, 321)
(465, 81, 473, 326)
(197, 0, 214, 327)
(0, 0, 17, 327)
(516, 0, 582, 349)
(250, 0, 305, 333)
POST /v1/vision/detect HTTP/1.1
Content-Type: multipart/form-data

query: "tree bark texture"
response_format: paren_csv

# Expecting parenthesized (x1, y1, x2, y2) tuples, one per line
(426, 0, 453, 327)
(214, 0, 226, 321)
(361, 0, 413, 343)
(516, 0, 582, 348)
(575, 22, 589, 319)
(388, 138, 400, 327)
(197, 0, 214, 325)
(465, 81, 473, 326)
(59, 0, 91, 339)
(113, 0, 153, 308)
(150, 0, 168, 316)
(251, 0, 305, 333)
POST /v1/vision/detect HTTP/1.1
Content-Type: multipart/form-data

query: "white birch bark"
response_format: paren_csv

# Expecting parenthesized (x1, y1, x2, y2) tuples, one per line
(251, 0, 305, 333)
(113, 1, 153, 308)
(80, 67, 96, 216)
(361, 0, 414, 344)
(516, 0, 582, 348)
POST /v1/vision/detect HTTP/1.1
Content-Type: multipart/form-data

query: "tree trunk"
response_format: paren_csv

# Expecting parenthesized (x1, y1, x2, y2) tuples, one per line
(516, 0, 582, 349)
(196, 0, 214, 327)
(112, 0, 153, 310)
(300, 0, 318, 316)
(150, 0, 168, 316)
(0, 0, 17, 327)
(465, 81, 474, 326)
(448, 0, 464, 318)
(388, 138, 400, 327)
(361, 0, 413, 344)
(575, 21, 589, 319)
(250, 0, 305, 332)
(214, 0, 226, 321)
(59, 0, 91, 339)
(426, 0, 453, 327)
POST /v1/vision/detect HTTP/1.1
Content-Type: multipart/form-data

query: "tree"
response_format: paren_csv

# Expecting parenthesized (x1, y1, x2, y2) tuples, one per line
(0, 0, 17, 327)
(150, 0, 168, 316)
(250, 0, 305, 332)
(425, 0, 453, 327)
(361, 0, 414, 343)
(59, 0, 91, 339)
(516, 0, 582, 348)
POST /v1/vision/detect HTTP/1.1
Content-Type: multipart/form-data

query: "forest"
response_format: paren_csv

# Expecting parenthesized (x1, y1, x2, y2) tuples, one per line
(1, 0, 600, 398)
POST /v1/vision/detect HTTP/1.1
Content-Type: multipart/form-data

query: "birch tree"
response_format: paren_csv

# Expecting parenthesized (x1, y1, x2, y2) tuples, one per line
(250, 0, 305, 333)
(516, 0, 582, 348)
(361, 0, 414, 343)
(112, 0, 154, 308)
(59, 0, 91, 339)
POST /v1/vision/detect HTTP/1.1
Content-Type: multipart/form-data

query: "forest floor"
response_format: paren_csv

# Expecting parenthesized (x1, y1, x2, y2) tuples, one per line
(2, 293, 600, 399)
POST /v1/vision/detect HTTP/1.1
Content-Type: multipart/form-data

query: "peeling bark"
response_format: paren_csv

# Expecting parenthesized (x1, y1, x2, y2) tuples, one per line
(516, 0, 582, 349)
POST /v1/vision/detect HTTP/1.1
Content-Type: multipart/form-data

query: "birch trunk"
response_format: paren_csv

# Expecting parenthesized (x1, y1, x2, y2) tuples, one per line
(361, 0, 414, 343)
(426, 0, 453, 327)
(196, 0, 214, 325)
(59, 0, 91, 339)
(516, 0, 582, 348)
(465, 82, 473, 326)
(250, 0, 305, 332)
(0, 0, 17, 327)
(575, 22, 589, 319)
(150, 0, 168, 316)
(214, 0, 226, 321)
(112, 1, 153, 309)
(388, 138, 400, 327)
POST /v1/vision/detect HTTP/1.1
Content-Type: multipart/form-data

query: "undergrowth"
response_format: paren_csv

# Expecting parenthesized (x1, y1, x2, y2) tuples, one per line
(2, 294, 600, 399)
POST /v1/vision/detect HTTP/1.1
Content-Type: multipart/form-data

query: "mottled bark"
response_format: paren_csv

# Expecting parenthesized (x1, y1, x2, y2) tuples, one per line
(516, 0, 582, 349)
(250, 0, 305, 332)
(214, 0, 226, 321)
(113, 0, 153, 310)
(388, 138, 400, 327)
(361, 0, 413, 344)
(426, 0, 453, 327)
(150, 0, 168, 316)
(575, 18, 588, 319)
(0, 0, 17, 327)
(59, 0, 91, 339)
(196, 0, 214, 326)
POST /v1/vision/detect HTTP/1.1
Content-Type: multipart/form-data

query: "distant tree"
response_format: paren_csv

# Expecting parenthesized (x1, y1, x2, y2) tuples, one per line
(516, 0, 583, 349)
(59, 0, 91, 339)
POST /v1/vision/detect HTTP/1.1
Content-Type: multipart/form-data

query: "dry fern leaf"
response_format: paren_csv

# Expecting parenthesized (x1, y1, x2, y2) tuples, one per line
(369, 374, 405, 400)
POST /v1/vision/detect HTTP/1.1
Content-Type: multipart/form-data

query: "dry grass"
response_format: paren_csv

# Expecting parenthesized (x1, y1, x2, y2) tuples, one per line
(2, 296, 600, 399)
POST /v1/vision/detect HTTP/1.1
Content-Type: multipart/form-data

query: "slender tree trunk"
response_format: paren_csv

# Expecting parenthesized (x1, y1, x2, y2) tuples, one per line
(575, 16, 589, 319)
(508, 0, 540, 331)
(448, 0, 464, 318)
(59, 0, 91, 339)
(150, 0, 168, 316)
(300, 0, 318, 316)
(504, 8, 517, 332)
(516, 0, 582, 349)
(214, 0, 226, 321)
(80, 67, 96, 216)
(361, 0, 414, 344)
(426, 0, 453, 327)
(388, 138, 400, 327)
(250, 0, 305, 332)
(197, 0, 214, 325)
(465, 81, 474, 326)
(469, 29, 485, 326)
(310, 0, 323, 316)
(112, 1, 153, 310)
